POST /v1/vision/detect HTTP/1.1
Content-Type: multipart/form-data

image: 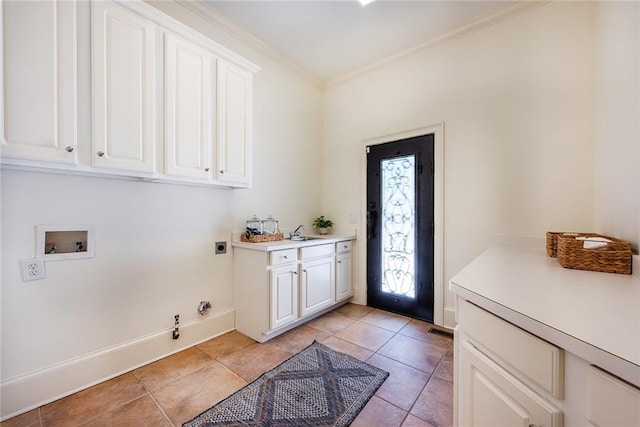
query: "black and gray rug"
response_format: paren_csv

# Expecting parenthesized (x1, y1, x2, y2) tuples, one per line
(183, 340, 389, 427)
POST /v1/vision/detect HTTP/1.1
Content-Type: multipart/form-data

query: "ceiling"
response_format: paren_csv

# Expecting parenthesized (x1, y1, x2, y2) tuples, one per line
(201, 0, 511, 84)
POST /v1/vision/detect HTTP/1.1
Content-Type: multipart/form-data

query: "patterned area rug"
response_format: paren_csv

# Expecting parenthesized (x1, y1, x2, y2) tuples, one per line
(183, 341, 389, 427)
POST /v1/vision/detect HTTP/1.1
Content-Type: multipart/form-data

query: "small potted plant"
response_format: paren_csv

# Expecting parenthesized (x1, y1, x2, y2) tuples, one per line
(312, 215, 334, 235)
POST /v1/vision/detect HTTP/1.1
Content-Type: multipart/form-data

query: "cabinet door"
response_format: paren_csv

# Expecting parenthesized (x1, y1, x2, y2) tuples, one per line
(216, 60, 252, 186)
(458, 340, 563, 427)
(1, 1, 77, 163)
(164, 33, 214, 180)
(336, 252, 353, 302)
(300, 257, 335, 317)
(91, 1, 156, 173)
(270, 265, 298, 330)
(588, 366, 640, 427)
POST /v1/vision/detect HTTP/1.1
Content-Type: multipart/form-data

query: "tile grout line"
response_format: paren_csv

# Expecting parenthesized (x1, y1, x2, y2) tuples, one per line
(404, 345, 453, 426)
(140, 381, 177, 427)
(369, 320, 453, 426)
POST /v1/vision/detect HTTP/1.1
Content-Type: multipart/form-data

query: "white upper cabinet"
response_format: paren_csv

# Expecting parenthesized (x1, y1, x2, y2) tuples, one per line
(217, 60, 253, 187)
(164, 32, 215, 180)
(1, 1, 77, 164)
(91, 1, 156, 173)
(2, 0, 258, 186)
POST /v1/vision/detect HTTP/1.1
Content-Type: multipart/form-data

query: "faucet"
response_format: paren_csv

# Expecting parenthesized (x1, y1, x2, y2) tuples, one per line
(290, 225, 303, 239)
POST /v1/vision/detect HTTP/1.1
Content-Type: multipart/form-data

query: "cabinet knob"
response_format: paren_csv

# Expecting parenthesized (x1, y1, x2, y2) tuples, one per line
(220, 170, 225, 174)
(283, 255, 288, 259)
(97, 151, 105, 157)
(293, 271, 298, 275)
(204, 167, 210, 172)
(338, 260, 342, 264)
(529, 424, 539, 427)
(65, 146, 74, 153)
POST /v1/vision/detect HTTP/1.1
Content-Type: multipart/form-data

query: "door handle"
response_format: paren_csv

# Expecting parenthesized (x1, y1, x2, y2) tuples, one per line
(367, 202, 377, 240)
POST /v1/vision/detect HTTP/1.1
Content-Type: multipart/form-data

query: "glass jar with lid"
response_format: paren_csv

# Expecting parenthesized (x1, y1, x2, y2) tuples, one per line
(246, 214, 263, 234)
(263, 215, 279, 234)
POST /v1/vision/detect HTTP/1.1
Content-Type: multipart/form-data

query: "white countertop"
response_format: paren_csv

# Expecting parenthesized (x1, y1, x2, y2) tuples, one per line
(230, 233, 356, 251)
(449, 237, 640, 386)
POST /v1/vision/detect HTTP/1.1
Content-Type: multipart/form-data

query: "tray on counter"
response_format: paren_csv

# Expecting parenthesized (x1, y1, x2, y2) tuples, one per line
(240, 233, 284, 243)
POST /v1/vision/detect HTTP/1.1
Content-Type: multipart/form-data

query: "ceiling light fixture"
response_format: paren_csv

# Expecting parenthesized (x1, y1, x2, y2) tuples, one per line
(358, 0, 376, 6)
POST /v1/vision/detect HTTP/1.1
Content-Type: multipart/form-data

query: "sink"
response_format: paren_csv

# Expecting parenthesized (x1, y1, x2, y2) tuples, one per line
(287, 236, 323, 241)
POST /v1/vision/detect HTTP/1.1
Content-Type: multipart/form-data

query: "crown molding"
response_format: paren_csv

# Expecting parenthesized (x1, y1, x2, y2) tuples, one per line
(174, 0, 324, 89)
(174, 0, 547, 90)
(326, 0, 549, 88)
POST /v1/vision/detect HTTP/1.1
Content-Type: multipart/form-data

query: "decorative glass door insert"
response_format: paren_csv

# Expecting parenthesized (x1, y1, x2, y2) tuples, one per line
(380, 155, 416, 299)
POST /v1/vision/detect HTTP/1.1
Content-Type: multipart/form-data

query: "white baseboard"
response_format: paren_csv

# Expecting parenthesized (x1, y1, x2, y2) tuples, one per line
(443, 306, 457, 330)
(0, 309, 235, 421)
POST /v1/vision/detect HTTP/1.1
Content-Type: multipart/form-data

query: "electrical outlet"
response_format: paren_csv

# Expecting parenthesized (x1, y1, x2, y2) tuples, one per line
(215, 241, 227, 254)
(22, 258, 45, 281)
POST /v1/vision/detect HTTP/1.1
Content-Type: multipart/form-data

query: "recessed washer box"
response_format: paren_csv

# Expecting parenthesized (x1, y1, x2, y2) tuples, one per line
(37, 225, 94, 261)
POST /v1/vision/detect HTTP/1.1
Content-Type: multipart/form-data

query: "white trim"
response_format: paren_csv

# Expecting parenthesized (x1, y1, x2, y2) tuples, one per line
(325, 1, 547, 88)
(174, 0, 314, 84)
(0, 309, 235, 421)
(170, 0, 546, 89)
(444, 307, 457, 330)
(360, 123, 445, 326)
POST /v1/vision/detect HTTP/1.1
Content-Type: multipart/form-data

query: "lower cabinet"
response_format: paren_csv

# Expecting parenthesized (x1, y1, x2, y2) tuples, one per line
(458, 339, 563, 427)
(456, 299, 564, 427)
(455, 298, 640, 427)
(269, 264, 299, 330)
(587, 366, 640, 427)
(336, 250, 353, 302)
(233, 239, 354, 343)
(300, 257, 335, 317)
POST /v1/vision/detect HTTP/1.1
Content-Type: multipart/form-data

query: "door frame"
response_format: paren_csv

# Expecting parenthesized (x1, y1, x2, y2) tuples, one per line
(359, 123, 445, 326)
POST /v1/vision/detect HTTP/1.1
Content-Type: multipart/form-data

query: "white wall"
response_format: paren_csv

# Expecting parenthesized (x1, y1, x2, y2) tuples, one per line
(593, 1, 640, 252)
(0, 0, 323, 419)
(323, 2, 596, 325)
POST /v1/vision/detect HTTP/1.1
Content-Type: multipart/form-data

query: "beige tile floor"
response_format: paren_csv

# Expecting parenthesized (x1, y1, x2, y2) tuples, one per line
(1, 304, 454, 427)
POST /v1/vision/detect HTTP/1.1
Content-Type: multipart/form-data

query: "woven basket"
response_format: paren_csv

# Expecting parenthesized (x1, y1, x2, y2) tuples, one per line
(556, 234, 632, 275)
(546, 231, 596, 257)
(240, 233, 284, 243)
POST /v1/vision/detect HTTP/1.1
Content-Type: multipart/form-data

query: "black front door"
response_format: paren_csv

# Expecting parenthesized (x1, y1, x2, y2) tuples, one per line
(366, 134, 435, 322)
